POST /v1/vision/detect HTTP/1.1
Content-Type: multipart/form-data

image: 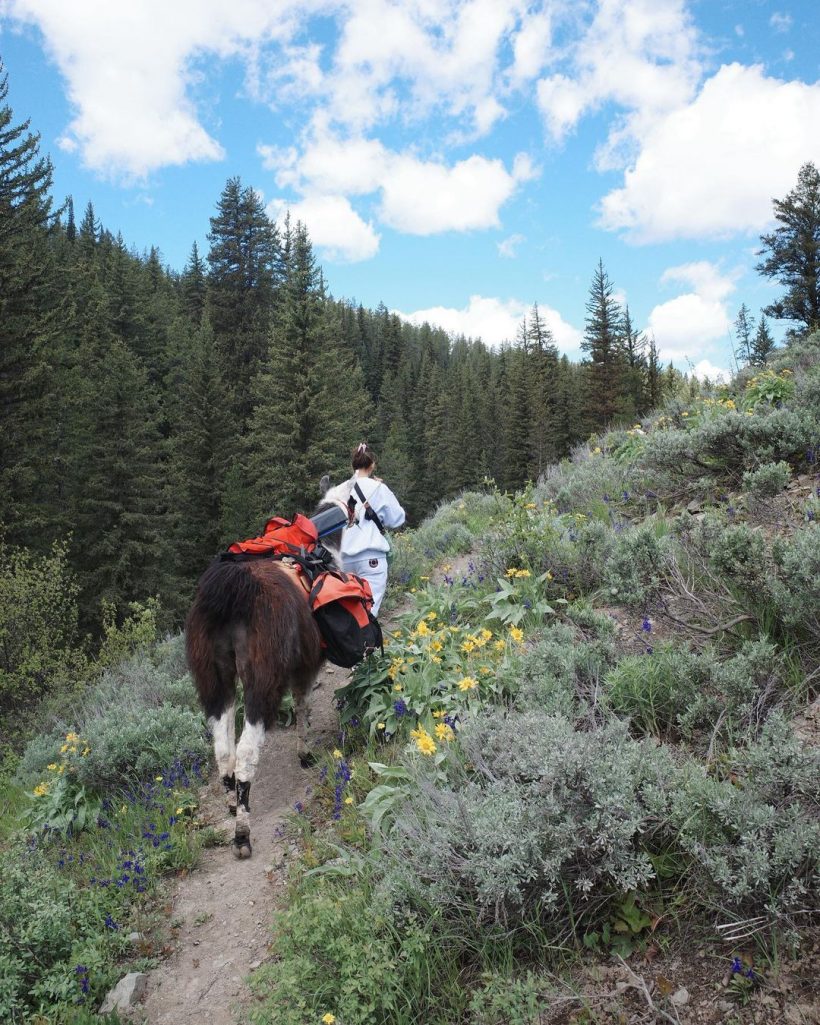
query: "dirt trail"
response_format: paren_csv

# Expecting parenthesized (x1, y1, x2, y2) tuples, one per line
(139, 661, 343, 1025)
(139, 554, 474, 1024)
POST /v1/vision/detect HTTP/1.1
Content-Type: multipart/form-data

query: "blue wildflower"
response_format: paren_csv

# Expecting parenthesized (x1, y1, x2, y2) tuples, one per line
(104, 914, 119, 931)
(731, 957, 743, 974)
(641, 617, 652, 633)
(393, 698, 408, 717)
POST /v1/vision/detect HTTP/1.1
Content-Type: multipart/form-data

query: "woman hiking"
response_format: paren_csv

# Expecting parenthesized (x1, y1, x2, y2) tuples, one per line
(340, 442, 405, 616)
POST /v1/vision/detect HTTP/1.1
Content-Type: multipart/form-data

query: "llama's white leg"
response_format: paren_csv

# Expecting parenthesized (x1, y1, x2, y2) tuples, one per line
(233, 720, 267, 859)
(210, 703, 236, 779)
(209, 704, 238, 814)
(295, 688, 315, 767)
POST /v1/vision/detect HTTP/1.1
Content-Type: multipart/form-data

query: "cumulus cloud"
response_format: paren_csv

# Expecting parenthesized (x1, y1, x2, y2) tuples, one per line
(395, 294, 582, 352)
(691, 359, 731, 383)
(646, 261, 735, 365)
(267, 194, 380, 263)
(599, 63, 820, 242)
(536, 0, 701, 146)
(259, 127, 536, 242)
(3, 0, 313, 176)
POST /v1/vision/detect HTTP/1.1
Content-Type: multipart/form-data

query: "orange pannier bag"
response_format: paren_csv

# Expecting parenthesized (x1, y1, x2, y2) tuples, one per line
(226, 513, 319, 558)
(308, 570, 383, 667)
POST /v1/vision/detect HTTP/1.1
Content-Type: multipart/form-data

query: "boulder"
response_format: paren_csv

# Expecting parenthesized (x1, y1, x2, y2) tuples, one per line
(100, 972, 148, 1014)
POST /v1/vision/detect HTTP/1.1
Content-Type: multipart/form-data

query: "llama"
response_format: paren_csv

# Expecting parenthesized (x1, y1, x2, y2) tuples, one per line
(185, 498, 345, 858)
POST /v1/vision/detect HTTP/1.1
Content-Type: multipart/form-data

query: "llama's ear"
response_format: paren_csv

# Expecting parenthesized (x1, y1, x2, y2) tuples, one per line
(319, 474, 331, 497)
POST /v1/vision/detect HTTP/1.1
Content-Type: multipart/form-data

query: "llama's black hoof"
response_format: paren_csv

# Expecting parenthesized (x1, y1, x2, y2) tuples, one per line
(233, 833, 252, 859)
(299, 751, 317, 769)
(227, 800, 237, 817)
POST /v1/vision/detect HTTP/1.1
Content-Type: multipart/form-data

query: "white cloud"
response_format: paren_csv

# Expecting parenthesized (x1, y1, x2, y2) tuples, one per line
(536, 0, 701, 147)
(498, 233, 525, 258)
(267, 194, 380, 263)
(395, 294, 582, 352)
(646, 261, 736, 365)
(380, 152, 529, 234)
(691, 359, 731, 383)
(3, 0, 318, 177)
(769, 12, 793, 33)
(260, 125, 536, 239)
(599, 63, 820, 241)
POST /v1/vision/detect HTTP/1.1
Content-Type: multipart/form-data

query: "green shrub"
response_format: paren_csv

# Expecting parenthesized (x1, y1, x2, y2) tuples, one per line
(771, 524, 820, 641)
(250, 875, 441, 1025)
(604, 525, 670, 608)
(380, 712, 674, 927)
(603, 643, 712, 740)
(742, 461, 792, 497)
(0, 539, 89, 723)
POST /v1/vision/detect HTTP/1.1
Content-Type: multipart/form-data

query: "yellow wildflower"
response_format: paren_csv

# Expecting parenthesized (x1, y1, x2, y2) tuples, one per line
(461, 639, 476, 654)
(377, 722, 386, 730)
(155, 776, 164, 782)
(426, 611, 437, 621)
(392, 630, 402, 638)
(494, 639, 506, 652)
(33, 782, 49, 797)
(82, 747, 90, 756)
(176, 807, 184, 815)
(47, 763, 58, 772)
(480, 628, 492, 641)
(432, 710, 447, 719)
(457, 676, 478, 692)
(430, 640, 443, 653)
(434, 723, 455, 742)
(524, 502, 537, 509)
(65, 731, 79, 743)
(545, 571, 553, 581)
(420, 575, 430, 581)
(60, 744, 68, 754)
(415, 620, 430, 637)
(393, 683, 403, 692)
(509, 626, 524, 643)
(415, 732, 437, 756)
(322, 1015, 337, 1025)
(592, 446, 601, 455)
(344, 797, 354, 805)
(431, 655, 442, 664)
(682, 411, 689, 417)
(332, 749, 343, 759)
(515, 568, 531, 578)
(505, 567, 518, 577)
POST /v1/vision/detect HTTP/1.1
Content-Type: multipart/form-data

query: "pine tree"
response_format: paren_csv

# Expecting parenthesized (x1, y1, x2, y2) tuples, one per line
(527, 303, 560, 476)
(244, 222, 371, 521)
(646, 336, 662, 410)
(733, 303, 755, 365)
(750, 314, 776, 366)
(621, 305, 647, 419)
(581, 259, 625, 429)
(181, 240, 207, 325)
(757, 161, 820, 333)
(206, 177, 282, 424)
(0, 59, 61, 544)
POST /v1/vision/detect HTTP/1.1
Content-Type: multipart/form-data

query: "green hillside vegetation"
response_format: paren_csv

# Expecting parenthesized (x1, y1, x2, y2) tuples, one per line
(1, 331, 818, 1023)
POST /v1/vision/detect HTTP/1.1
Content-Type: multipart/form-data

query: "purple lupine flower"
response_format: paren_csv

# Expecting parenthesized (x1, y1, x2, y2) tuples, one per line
(393, 698, 408, 717)
(641, 617, 652, 633)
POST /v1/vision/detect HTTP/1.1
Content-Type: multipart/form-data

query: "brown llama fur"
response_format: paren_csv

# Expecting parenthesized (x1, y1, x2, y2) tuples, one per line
(185, 556, 326, 857)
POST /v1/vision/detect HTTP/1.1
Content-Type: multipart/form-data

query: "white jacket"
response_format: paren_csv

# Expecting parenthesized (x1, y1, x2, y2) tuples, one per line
(341, 473, 405, 560)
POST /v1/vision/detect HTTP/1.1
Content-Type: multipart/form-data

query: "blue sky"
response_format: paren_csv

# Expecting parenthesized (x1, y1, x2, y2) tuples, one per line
(1, 0, 819, 378)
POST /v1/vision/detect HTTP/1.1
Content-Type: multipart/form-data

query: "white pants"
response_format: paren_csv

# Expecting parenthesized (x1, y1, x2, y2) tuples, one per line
(342, 554, 388, 617)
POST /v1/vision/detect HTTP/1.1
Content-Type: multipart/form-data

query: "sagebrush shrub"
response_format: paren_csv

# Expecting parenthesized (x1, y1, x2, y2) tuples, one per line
(742, 461, 792, 498)
(604, 525, 671, 608)
(771, 523, 820, 641)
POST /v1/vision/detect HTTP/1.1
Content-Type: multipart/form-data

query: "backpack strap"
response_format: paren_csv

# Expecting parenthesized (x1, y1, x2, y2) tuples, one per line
(350, 481, 386, 536)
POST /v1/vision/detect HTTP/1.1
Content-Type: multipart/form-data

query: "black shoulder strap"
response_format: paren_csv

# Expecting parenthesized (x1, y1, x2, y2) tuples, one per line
(353, 482, 386, 535)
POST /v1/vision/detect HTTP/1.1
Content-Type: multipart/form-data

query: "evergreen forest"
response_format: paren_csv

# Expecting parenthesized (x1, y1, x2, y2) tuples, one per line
(1, 59, 673, 636)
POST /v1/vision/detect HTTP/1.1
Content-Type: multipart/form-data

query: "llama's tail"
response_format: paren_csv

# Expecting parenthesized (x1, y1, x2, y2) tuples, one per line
(188, 558, 262, 630)
(185, 559, 264, 719)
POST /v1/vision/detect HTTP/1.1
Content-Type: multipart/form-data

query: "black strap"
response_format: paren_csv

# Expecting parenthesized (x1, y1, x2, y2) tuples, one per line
(352, 482, 386, 535)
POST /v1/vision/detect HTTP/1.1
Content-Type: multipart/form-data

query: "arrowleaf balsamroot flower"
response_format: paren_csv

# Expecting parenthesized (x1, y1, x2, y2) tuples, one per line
(457, 676, 478, 692)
